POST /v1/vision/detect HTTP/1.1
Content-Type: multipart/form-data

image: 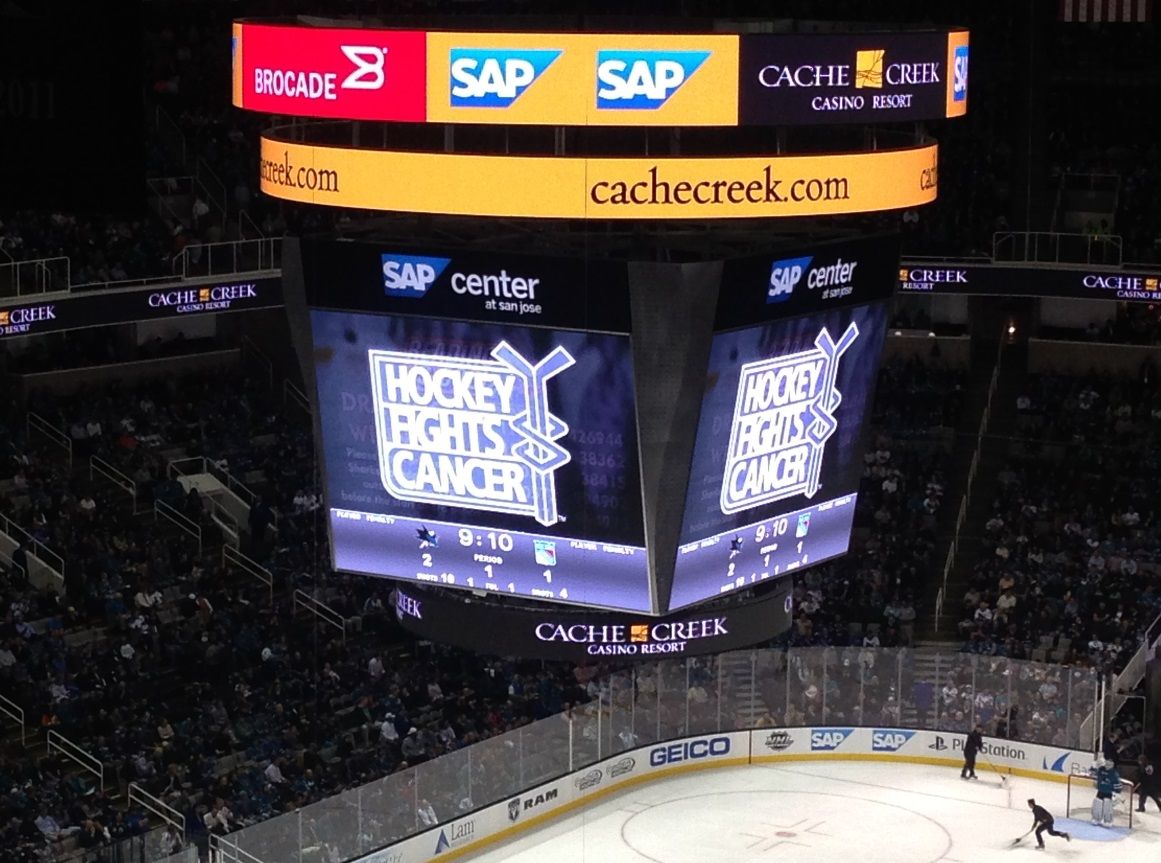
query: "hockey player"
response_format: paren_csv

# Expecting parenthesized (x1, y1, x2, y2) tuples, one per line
(961, 723, 983, 780)
(1090, 758, 1124, 826)
(1027, 799, 1071, 849)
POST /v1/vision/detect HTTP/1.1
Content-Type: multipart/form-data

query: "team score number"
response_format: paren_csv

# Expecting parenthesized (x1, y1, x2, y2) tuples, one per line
(0, 79, 57, 120)
(458, 529, 514, 551)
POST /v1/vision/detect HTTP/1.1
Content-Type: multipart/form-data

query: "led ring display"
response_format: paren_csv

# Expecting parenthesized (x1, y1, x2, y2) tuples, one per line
(232, 21, 968, 126)
(258, 136, 938, 219)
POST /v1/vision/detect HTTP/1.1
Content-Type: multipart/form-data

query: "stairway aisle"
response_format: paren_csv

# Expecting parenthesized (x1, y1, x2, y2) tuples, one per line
(923, 341, 1029, 639)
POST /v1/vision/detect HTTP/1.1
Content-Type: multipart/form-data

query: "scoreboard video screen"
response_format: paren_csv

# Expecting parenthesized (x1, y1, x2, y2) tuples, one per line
(668, 238, 895, 610)
(301, 243, 653, 613)
(295, 234, 896, 616)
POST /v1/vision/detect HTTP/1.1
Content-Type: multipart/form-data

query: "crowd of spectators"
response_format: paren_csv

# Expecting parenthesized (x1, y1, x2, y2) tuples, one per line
(1, 365, 603, 860)
(0, 4, 1158, 858)
(782, 355, 963, 653)
(958, 368, 1161, 671)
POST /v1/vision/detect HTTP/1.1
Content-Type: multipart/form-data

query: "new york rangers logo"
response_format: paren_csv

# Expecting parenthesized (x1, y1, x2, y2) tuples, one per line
(370, 342, 575, 526)
(721, 324, 858, 514)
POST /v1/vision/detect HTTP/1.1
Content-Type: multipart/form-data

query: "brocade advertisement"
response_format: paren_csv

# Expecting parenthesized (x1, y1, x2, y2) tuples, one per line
(312, 309, 652, 612)
(670, 302, 888, 609)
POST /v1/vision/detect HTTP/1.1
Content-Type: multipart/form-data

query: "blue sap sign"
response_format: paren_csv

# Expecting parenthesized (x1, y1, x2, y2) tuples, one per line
(449, 49, 563, 107)
(596, 51, 710, 109)
(767, 255, 813, 303)
(871, 730, 916, 752)
(649, 736, 731, 766)
(953, 46, 969, 102)
(381, 254, 452, 297)
(810, 728, 854, 751)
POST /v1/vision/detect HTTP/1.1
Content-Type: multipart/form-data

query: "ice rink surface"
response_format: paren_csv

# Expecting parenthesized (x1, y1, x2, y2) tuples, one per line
(464, 761, 1161, 862)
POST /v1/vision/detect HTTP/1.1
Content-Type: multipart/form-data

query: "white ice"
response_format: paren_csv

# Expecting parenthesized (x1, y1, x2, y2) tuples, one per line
(464, 761, 1161, 862)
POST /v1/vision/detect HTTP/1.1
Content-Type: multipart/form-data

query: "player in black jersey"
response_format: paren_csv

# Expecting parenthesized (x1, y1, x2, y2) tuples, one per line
(1027, 799, 1071, 849)
(961, 724, 983, 779)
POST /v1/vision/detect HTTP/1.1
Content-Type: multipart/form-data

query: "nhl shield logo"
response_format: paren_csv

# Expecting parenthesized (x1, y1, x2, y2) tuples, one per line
(508, 798, 521, 822)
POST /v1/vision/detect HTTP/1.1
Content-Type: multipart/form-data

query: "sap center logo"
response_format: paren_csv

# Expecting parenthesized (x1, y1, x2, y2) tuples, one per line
(369, 342, 575, 525)
(381, 254, 451, 297)
(767, 255, 813, 303)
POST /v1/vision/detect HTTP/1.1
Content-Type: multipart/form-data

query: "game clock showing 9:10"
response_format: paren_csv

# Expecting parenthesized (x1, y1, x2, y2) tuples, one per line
(311, 308, 656, 613)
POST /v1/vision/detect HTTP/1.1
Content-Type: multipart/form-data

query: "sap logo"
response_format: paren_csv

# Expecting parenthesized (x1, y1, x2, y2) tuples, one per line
(649, 736, 730, 766)
(767, 255, 813, 303)
(596, 50, 710, 109)
(872, 730, 915, 752)
(953, 46, 969, 102)
(381, 254, 451, 297)
(341, 46, 388, 91)
(450, 49, 562, 107)
(810, 728, 853, 751)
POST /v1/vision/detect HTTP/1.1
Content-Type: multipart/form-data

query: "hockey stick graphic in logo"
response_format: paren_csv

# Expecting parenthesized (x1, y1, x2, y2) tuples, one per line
(492, 341, 576, 526)
(369, 342, 575, 525)
(720, 322, 860, 514)
(801, 323, 859, 499)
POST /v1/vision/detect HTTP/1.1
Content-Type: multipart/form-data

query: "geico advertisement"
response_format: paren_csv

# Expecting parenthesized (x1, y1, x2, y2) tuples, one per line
(259, 137, 938, 219)
(739, 30, 968, 125)
(427, 32, 737, 126)
(232, 22, 426, 120)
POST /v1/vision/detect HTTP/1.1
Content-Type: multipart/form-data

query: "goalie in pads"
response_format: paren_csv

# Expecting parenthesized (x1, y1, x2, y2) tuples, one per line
(1090, 758, 1123, 826)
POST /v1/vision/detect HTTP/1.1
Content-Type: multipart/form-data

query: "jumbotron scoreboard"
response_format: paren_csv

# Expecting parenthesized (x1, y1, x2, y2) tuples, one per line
(298, 242, 652, 612)
(287, 233, 895, 615)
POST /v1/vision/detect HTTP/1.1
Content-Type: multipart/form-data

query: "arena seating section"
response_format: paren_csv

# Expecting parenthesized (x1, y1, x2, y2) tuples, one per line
(1, 2, 1159, 861)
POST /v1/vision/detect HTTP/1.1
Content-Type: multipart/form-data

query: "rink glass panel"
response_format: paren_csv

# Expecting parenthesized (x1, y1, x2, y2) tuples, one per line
(215, 649, 1104, 863)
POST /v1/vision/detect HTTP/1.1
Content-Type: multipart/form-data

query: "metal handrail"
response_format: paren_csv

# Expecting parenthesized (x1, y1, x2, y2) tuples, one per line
(90, 455, 140, 513)
(933, 337, 1004, 633)
(47, 729, 104, 790)
(242, 336, 274, 391)
(293, 590, 348, 642)
(154, 499, 203, 554)
(168, 456, 279, 534)
(209, 498, 241, 548)
(26, 410, 73, 466)
(283, 380, 312, 416)
(0, 512, 65, 580)
(0, 692, 26, 747)
(171, 237, 282, 280)
(222, 545, 274, 605)
(0, 255, 71, 297)
(128, 782, 186, 839)
(210, 834, 268, 863)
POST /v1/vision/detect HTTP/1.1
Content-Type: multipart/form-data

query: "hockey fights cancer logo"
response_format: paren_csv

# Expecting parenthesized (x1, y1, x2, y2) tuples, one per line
(720, 324, 859, 514)
(370, 342, 576, 525)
